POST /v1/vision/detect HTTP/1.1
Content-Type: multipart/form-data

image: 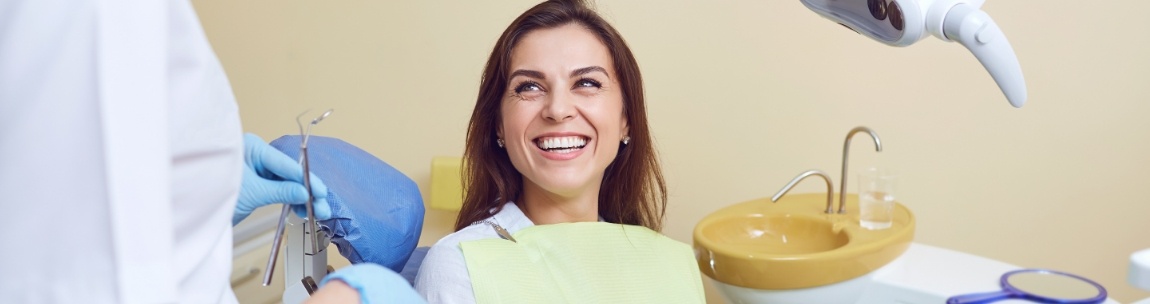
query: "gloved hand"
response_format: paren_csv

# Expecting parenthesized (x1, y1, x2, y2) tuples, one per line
(319, 263, 426, 304)
(234, 133, 333, 226)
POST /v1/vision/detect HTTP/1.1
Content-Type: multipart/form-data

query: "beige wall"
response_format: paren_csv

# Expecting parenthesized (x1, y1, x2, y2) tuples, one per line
(195, 0, 1150, 302)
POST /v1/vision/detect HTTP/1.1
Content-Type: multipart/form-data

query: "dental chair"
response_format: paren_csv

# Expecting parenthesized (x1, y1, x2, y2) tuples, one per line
(269, 136, 428, 290)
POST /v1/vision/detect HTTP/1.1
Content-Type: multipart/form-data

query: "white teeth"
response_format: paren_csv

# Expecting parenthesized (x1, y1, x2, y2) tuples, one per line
(536, 136, 587, 150)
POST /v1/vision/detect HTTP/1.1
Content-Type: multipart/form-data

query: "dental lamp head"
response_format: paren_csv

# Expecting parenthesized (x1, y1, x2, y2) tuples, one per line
(802, 0, 1027, 108)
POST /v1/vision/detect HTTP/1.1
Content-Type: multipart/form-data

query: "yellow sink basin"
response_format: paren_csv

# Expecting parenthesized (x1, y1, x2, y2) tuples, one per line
(694, 193, 915, 290)
(701, 215, 849, 255)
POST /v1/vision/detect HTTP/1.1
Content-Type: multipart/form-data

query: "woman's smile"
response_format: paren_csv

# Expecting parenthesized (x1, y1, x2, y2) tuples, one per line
(532, 133, 590, 160)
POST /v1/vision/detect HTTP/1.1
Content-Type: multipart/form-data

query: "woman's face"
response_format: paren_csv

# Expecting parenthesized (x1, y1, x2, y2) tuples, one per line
(499, 23, 628, 200)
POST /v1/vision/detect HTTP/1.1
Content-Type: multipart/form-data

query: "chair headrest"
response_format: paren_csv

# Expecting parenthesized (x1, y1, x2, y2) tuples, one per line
(271, 135, 424, 272)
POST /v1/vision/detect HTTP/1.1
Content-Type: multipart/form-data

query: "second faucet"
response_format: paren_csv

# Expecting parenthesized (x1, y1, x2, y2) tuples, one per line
(771, 126, 883, 214)
(839, 127, 882, 214)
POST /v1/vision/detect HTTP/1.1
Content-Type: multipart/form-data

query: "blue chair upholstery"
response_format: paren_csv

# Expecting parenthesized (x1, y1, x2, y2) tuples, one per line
(400, 246, 431, 286)
(271, 135, 425, 273)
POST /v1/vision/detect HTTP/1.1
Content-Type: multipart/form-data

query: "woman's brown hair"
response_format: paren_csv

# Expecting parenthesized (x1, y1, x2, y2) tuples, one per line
(454, 0, 667, 232)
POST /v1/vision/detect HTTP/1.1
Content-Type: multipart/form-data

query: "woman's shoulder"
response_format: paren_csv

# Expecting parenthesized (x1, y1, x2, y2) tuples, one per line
(416, 226, 486, 303)
(416, 223, 494, 285)
(417, 222, 502, 282)
(416, 202, 531, 302)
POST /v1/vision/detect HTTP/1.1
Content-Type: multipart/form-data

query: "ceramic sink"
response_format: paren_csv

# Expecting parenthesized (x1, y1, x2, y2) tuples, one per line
(694, 193, 915, 290)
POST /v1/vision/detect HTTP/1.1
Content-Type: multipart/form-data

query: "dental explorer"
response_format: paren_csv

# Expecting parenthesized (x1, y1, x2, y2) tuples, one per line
(262, 109, 333, 286)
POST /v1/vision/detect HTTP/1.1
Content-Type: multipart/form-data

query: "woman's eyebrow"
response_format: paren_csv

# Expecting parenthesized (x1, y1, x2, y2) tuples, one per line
(509, 69, 545, 80)
(571, 66, 608, 79)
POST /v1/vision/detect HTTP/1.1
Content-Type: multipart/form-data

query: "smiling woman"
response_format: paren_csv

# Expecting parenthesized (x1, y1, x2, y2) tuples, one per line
(459, 0, 664, 233)
(497, 22, 636, 227)
(412, 0, 698, 303)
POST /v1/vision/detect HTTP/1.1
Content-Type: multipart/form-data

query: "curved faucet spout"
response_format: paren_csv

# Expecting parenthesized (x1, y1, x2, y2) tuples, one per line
(839, 126, 882, 214)
(771, 170, 835, 214)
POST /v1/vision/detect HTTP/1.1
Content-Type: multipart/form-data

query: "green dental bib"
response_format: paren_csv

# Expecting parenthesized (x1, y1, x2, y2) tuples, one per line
(460, 222, 705, 303)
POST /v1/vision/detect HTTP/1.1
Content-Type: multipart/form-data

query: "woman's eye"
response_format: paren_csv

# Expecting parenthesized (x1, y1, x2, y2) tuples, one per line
(575, 79, 602, 89)
(514, 82, 543, 94)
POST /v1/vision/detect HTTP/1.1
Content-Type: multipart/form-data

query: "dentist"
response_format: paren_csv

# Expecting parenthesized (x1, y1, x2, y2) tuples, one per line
(0, 0, 421, 303)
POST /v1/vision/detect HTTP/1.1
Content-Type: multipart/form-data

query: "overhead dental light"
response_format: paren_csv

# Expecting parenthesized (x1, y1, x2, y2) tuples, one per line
(802, 0, 1027, 108)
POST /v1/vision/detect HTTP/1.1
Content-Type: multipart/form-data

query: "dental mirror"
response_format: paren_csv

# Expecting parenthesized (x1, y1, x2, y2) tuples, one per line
(947, 269, 1107, 304)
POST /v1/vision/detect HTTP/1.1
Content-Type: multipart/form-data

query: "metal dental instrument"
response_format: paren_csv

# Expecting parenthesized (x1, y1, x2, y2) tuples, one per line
(488, 221, 516, 243)
(262, 109, 334, 287)
(299, 109, 332, 254)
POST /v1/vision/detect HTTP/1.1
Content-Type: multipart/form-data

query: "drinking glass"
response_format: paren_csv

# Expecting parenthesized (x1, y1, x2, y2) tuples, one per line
(858, 167, 896, 230)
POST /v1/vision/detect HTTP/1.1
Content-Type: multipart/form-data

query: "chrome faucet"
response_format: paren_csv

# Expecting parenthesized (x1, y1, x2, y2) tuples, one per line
(772, 170, 835, 213)
(838, 127, 882, 214)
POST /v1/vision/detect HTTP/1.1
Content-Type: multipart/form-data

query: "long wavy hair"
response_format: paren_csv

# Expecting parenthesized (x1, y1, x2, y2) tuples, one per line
(455, 0, 667, 232)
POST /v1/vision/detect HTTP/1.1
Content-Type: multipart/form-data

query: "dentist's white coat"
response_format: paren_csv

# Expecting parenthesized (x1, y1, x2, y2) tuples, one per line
(0, 0, 243, 303)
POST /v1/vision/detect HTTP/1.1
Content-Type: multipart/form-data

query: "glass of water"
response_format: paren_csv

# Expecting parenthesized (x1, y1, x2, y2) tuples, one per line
(858, 168, 897, 230)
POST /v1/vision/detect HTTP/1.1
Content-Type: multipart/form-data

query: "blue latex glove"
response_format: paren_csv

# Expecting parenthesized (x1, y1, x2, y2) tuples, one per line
(234, 133, 333, 226)
(320, 263, 426, 304)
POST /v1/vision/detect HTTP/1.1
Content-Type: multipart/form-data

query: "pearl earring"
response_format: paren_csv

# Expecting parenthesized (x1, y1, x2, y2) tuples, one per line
(497, 138, 505, 148)
(622, 136, 631, 145)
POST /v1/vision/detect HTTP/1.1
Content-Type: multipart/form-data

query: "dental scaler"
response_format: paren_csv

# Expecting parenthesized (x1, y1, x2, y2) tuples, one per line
(803, 0, 1027, 107)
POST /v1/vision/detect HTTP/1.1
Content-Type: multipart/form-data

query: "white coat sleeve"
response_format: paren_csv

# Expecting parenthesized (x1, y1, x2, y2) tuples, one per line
(0, 0, 241, 303)
(0, 1, 123, 302)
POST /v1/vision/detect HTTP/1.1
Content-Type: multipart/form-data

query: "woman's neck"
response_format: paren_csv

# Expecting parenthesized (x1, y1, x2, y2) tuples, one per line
(517, 182, 600, 225)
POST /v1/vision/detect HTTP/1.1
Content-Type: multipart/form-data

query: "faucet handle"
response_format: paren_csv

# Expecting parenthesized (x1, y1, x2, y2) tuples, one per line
(771, 170, 836, 214)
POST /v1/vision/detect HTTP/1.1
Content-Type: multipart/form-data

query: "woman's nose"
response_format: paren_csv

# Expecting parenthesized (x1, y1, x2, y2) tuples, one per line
(543, 92, 577, 122)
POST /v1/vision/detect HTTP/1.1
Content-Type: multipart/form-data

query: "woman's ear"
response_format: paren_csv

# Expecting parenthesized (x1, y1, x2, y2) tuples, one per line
(620, 118, 630, 141)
